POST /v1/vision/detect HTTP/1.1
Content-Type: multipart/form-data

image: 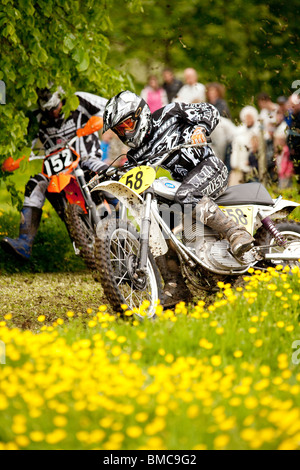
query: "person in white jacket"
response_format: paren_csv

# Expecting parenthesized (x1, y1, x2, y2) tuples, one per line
(173, 68, 206, 104)
(210, 116, 237, 163)
(229, 106, 260, 185)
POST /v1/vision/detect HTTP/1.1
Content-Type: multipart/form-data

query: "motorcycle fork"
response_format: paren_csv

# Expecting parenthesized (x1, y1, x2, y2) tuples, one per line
(136, 188, 153, 277)
(46, 192, 67, 222)
(74, 168, 100, 228)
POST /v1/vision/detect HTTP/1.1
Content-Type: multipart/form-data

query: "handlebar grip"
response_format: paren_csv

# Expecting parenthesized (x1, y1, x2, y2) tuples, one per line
(1, 155, 26, 172)
(106, 167, 117, 176)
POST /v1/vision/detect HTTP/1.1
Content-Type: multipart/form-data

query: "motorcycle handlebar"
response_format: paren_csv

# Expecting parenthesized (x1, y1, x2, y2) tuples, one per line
(28, 135, 78, 161)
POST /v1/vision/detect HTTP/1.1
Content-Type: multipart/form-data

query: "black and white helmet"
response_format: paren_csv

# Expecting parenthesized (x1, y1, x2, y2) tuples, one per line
(103, 90, 152, 148)
(37, 86, 64, 112)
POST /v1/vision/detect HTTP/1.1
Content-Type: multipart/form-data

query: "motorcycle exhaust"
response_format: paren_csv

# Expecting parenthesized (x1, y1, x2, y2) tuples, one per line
(264, 253, 300, 261)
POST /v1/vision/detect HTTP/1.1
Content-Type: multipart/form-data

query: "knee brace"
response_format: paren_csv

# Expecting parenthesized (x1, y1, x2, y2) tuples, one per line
(24, 174, 49, 209)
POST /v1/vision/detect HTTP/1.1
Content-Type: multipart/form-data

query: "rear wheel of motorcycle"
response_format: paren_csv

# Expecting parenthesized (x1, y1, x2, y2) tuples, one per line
(94, 218, 162, 318)
(255, 219, 300, 268)
(65, 203, 96, 271)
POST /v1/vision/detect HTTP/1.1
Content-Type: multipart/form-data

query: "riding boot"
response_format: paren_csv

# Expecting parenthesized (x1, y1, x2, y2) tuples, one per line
(156, 246, 192, 308)
(194, 196, 254, 257)
(1, 206, 42, 260)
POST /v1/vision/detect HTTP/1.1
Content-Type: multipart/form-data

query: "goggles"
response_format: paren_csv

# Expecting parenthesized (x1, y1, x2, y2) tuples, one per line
(113, 116, 137, 137)
(39, 91, 62, 112)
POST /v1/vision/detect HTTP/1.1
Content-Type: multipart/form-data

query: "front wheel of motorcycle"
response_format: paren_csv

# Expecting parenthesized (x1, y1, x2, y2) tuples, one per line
(65, 203, 96, 270)
(94, 218, 163, 318)
(255, 219, 300, 268)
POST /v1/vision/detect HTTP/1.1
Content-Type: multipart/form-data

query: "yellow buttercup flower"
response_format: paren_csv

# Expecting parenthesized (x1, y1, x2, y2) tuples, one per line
(211, 355, 222, 366)
(214, 434, 230, 448)
(233, 350, 243, 358)
(126, 426, 142, 438)
(248, 327, 257, 334)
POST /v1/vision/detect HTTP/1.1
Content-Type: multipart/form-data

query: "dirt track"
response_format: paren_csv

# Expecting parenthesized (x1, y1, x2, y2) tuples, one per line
(0, 272, 107, 329)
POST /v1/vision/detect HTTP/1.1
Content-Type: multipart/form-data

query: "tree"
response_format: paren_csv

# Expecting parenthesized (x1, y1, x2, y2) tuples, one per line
(0, 0, 141, 168)
(107, 0, 300, 117)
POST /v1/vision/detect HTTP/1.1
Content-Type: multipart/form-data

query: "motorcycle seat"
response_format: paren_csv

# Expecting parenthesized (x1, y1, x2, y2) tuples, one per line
(216, 183, 274, 206)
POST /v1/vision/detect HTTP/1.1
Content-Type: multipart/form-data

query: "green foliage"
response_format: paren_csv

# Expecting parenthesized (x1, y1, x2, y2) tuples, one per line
(107, 0, 300, 116)
(2, 182, 23, 211)
(0, 0, 140, 167)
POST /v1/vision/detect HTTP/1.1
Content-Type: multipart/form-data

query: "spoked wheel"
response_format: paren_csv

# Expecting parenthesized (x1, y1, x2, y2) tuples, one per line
(94, 219, 162, 318)
(255, 220, 300, 268)
(65, 203, 96, 270)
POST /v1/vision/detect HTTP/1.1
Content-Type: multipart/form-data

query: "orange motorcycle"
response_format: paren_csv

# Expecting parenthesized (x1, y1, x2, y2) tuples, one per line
(3, 116, 110, 269)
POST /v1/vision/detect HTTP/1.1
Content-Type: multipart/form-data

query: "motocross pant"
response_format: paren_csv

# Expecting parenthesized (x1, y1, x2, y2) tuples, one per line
(174, 156, 229, 206)
(174, 155, 253, 257)
(24, 174, 49, 209)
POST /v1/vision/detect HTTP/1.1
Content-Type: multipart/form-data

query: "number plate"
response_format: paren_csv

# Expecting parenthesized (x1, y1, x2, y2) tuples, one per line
(219, 205, 254, 235)
(120, 166, 156, 194)
(43, 149, 73, 177)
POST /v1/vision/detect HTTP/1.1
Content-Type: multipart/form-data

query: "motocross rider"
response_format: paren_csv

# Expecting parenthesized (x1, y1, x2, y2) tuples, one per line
(1, 87, 109, 260)
(103, 90, 255, 307)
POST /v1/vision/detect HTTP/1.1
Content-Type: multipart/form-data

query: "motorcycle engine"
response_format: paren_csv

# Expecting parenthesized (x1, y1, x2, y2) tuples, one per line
(183, 222, 248, 272)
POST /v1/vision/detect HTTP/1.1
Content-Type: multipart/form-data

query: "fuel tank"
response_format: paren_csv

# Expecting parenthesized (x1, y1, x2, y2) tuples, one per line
(152, 177, 181, 201)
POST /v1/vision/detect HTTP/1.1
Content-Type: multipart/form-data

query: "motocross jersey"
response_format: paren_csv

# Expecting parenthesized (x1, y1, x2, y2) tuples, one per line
(127, 102, 220, 180)
(30, 92, 107, 162)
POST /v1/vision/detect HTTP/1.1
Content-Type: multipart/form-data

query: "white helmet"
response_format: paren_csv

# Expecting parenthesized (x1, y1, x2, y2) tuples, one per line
(103, 90, 152, 148)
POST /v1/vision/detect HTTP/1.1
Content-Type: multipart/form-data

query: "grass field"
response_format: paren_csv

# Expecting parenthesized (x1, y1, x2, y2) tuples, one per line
(0, 168, 299, 450)
(0, 267, 300, 450)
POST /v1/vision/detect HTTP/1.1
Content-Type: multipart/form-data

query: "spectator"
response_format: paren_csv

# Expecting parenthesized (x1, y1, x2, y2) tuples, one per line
(206, 82, 232, 119)
(210, 116, 237, 163)
(162, 68, 183, 103)
(274, 106, 289, 137)
(257, 92, 279, 135)
(141, 75, 168, 113)
(287, 93, 300, 182)
(101, 129, 128, 167)
(277, 95, 293, 127)
(173, 67, 206, 103)
(274, 126, 294, 189)
(248, 135, 260, 182)
(100, 129, 114, 162)
(229, 106, 260, 185)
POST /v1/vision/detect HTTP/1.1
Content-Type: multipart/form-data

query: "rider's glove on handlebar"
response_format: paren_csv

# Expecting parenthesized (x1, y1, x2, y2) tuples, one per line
(191, 127, 207, 145)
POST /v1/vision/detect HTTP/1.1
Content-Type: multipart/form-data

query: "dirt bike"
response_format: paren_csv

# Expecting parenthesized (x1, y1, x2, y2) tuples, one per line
(91, 143, 300, 318)
(27, 116, 109, 269)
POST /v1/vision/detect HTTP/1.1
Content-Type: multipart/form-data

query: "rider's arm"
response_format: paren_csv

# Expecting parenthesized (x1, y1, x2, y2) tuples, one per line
(179, 102, 220, 135)
(75, 92, 108, 118)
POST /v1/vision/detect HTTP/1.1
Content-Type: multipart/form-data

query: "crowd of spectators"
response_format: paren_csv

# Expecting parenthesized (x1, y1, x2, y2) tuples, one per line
(102, 67, 300, 190)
